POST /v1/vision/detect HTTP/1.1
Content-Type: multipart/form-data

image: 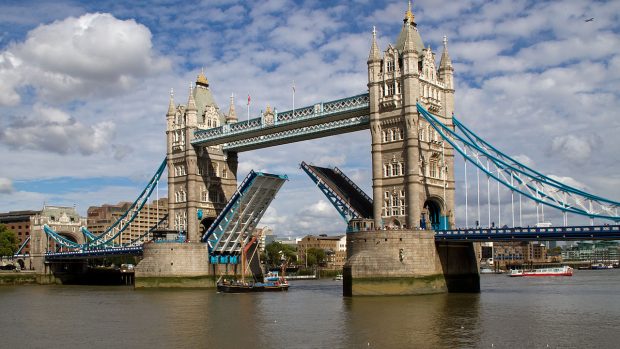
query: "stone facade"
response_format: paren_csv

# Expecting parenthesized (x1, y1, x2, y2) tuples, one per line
(297, 234, 347, 270)
(367, 4, 455, 231)
(344, 230, 480, 296)
(166, 72, 239, 243)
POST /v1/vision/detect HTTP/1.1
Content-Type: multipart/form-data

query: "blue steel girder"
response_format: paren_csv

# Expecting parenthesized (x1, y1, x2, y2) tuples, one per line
(416, 103, 620, 221)
(14, 236, 30, 255)
(43, 224, 84, 249)
(192, 93, 370, 151)
(435, 224, 620, 241)
(45, 246, 143, 260)
(85, 158, 168, 248)
(202, 171, 287, 256)
(300, 162, 358, 223)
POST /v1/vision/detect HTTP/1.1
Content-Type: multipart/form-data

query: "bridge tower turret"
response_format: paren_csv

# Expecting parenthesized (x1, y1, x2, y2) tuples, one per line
(366, 2, 455, 230)
(165, 71, 239, 243)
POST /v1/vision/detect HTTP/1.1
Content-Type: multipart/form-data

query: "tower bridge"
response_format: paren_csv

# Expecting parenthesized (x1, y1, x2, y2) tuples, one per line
(37, 2, 620, 294)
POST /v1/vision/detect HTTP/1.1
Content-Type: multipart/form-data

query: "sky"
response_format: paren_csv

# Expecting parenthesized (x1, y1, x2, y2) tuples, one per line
(0, 0, 618, 237)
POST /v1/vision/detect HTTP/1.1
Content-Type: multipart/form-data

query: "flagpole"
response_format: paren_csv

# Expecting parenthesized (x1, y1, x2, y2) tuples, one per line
(292, 81, 296, 117)
(247, 93, 250, 121)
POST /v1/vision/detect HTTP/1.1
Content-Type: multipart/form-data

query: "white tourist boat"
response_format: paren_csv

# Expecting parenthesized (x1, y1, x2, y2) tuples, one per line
(508, 266, 573, 277)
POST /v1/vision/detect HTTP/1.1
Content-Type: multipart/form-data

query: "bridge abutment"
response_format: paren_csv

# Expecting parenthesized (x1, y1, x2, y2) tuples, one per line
(343, 230, 479, 296)
(134, 242, 224, 288)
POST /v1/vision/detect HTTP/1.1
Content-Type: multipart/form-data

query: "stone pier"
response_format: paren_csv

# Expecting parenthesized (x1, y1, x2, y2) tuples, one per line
(343, 230, 479, 296)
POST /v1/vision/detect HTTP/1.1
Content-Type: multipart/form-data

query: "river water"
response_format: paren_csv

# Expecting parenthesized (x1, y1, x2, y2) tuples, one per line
(1, 270, 619, 348)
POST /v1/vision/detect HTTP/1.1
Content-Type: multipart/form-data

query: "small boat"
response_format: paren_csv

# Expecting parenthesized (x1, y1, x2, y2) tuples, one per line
(508, 266, 573, 277)
(590, 263, 614, 270)
(217, 278, 289, 293)
(216, 239, 289, 293)
(333, 274, 343, 280)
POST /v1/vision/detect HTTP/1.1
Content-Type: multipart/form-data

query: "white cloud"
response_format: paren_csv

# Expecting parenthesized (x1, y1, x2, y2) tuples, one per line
(0, 12, 170, 106)
(550, 134, 599, 163)
(0, 178, 14, 194)
(547, 175, 588, 191)
(0, 104, 116, 155)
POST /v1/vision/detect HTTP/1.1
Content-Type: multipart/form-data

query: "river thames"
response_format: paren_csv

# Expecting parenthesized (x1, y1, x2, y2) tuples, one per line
(1, 270, 619, 348)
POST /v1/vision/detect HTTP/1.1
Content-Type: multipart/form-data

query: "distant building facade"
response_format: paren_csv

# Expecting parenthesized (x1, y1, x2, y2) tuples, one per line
(87, 198, 168, 245)
(298, 234, 347, 270)
(0, 210, 39, 255)
(0, 205, 86, 270)
(492, 241, 551, 266)
(562, 241, 619, 262)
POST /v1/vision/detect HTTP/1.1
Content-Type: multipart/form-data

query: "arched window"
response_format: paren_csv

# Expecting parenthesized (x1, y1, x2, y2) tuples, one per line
(384, 165, 389, 177)
(399, 163, 404, 176)
(387, 164, 393, 177)
(391, 129, 396, 141)
(391, 164, 398, 176)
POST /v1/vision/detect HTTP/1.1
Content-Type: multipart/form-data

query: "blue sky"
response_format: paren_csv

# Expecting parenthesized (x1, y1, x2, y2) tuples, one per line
(0, 0, 619, 236)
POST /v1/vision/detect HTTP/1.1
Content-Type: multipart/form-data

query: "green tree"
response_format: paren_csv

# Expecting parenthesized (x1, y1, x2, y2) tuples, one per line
(264, 241, 297, 267)
(0, 225, 18, 257)
(306, 247, 326, 267)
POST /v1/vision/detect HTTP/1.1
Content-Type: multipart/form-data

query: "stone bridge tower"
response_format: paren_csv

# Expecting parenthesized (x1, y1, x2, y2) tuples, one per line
(166, 72, 239, 243)
(367, 3, 455, 231)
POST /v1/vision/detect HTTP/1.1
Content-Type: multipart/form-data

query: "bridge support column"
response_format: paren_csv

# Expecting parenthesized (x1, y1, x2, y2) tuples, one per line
(343, 230, 479, 296)
(134, 242, 219, 288)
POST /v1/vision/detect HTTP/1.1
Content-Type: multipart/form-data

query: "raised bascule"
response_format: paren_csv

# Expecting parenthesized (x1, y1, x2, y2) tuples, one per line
(37, 3, 620, 294)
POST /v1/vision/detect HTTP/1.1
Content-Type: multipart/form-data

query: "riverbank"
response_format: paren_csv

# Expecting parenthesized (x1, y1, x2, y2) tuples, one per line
(0, 271, 38, 285)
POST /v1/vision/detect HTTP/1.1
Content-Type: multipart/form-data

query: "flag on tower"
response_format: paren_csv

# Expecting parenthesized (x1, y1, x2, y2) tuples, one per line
(247, 94, 251, 105)
(292, 81, 296, 93)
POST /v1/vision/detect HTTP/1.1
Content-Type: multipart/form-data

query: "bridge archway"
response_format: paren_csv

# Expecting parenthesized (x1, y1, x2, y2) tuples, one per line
(423, 197, 445, 231)
(16, 259, 25, 269)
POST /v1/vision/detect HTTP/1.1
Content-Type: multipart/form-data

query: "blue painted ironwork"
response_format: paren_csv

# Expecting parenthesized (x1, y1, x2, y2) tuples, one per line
(43, 224, 83, 249)
(435, 224, 620, 241)
(14, 236, 30, 256)
(45, 246, 143, 260)
(301, 161, 372, 223)
(43, 159, 168, 251)
(192, 93, 370, 150)
(84, 159, 167, 247)
(202, 170, 287, 260)
(223, 115, 370, 151)
(417, 103, 620, 221)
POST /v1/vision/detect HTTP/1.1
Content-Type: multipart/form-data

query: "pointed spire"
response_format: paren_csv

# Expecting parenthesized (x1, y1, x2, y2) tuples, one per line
(187, 83, 197, 111)
(196, 67, 209, 87)
(167, 88, 175, 116)
(404, 0, 415, 25)
(368, 26, 381, 63)
(226, 93, 237, 123)
(439, 35, 453, 69)
(403, 21, 416, 53)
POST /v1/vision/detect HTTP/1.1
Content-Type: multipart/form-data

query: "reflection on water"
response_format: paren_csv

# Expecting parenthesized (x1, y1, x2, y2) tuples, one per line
(1, 270, 619, 348)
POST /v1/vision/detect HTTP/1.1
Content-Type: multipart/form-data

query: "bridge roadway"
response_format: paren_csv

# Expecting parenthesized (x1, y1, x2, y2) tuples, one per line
(192, 93, 370, 152)
(42, 224, 620, 260)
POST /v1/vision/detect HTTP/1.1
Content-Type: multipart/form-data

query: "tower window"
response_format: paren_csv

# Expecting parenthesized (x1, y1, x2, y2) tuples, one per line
(387, 60, 394, 72)
(388, 83, 395, 96)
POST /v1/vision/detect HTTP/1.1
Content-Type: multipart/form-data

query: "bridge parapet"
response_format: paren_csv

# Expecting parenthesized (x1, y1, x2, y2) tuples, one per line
(435, 224, 620, 241)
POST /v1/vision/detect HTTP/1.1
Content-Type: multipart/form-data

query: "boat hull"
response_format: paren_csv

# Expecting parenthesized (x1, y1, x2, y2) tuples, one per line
(217, 283, 289, 293)
(508, 266, 573, 277)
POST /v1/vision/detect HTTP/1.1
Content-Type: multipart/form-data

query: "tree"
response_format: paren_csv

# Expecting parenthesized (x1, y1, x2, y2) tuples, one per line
(264, 241, 297, 267)
(0, 225, 18, 257)
(306, 248, 326, 267)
